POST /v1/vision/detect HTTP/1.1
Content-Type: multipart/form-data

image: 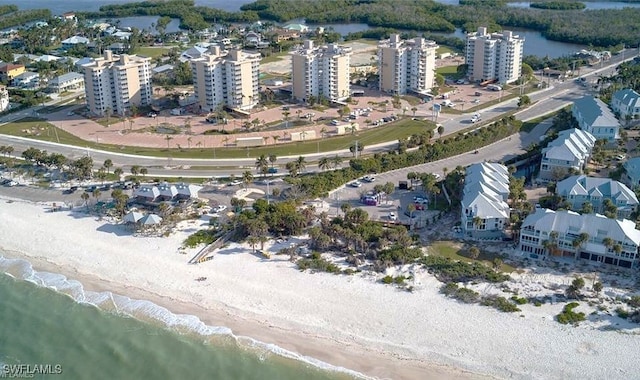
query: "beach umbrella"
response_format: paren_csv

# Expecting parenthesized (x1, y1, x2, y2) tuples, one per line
(123, 211, 144, 223)
(139, 213, 163, 225)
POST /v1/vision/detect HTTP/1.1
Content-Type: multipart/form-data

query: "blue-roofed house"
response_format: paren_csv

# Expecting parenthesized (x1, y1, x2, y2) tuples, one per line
(539, 128, 596, 181)
(611, 89, 640, 123)
(624, 157, 640, 188)
(556, 175, 638, 218)
(572, 95, 620, 141)
(48, 72, 85, 93)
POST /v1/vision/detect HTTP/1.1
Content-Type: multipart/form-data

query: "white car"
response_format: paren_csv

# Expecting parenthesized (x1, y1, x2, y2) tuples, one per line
(433, 173, 441, 180)
(228, 180, 243, 186)
(388, 212, 397, 221)
(349, 181, 362, 188)
(213, 205, 227, 213)
(362, 175, 376, 183)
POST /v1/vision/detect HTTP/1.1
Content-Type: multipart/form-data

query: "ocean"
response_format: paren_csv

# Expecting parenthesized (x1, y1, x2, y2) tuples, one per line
(0, 254, 358, 380)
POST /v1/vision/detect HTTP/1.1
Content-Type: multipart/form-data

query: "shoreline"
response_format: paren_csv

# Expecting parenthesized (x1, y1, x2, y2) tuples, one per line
(0, 196, 485, 380)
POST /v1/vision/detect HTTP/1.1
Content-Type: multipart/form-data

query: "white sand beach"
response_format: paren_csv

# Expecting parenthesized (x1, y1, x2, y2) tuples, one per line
(2, 196, 640, 379)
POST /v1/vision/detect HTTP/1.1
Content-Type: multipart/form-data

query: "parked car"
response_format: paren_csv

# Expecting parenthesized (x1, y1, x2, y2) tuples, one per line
(388, 212, 397, 221)
(212, 205, 227, 213)
(362, 175, 376, 183)
(414, 203, 425, 211)
(331, 120, 340, 126)
(147, 112, 157, 118)
(349, 181, 362, 188)
(268, 167, 278, 174)
(228, 180, 243, 186)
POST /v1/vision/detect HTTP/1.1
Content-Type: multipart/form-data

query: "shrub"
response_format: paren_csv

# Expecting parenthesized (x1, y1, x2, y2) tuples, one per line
(381, 275, 394, 284)
(421, 255, 510, 283)
(482, 296, 521, 312)
(440, 283, 480, 304)
(627, 295, 640, 308)
(511, 296, 528, 305)
(616, 307, 630, 319)
(182, 229, 218, 248)
(534, 301, 542, 307)
(297, 255, 341, 274)
(556, 302, 586, 325)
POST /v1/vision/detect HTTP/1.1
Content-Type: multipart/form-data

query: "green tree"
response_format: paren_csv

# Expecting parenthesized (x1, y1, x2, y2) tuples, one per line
(437, 125, 444, 138)
(103, 159, 113, 174)
(517, 95, 531, 108)
(468, 246, 480, 260)
(242, 170, 253, 189)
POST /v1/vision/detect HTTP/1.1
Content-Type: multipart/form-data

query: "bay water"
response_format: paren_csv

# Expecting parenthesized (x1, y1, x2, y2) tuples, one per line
(0, 254, 358, 380)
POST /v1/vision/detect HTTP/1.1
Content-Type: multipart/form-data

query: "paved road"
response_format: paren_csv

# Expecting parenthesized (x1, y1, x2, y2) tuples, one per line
(0, 52, 634, 178)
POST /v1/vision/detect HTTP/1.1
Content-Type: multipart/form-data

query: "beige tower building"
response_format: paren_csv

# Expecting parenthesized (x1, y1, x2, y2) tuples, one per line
(291, 40, 351, 103)
(465, 27, 524, 84)
(191, 46, 260, 113)
(377, 34, 438, 95)
(83, 50, 152, 117)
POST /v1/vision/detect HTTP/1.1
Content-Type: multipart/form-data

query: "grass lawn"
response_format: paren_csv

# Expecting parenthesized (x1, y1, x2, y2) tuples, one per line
(429, 240, 518, 273)
(260, 52, 289, 64)
(134, 46, 172, 58)
(0, 118, 434, 159)
(436, 46, 457, 55)
(436, 66, 462, 77)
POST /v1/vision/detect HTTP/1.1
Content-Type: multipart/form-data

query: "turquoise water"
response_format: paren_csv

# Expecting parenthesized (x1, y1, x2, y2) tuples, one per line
(0, 256, 358, 380)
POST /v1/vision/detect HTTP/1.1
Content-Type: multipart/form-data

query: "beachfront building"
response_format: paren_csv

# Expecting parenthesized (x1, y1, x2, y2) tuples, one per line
(191, 46, 260, 112)
(377, 34, 438, 96)
(61, 36, 89, 50)
(460, 163, 510, 239)
(611, 89, 640, 123)
(465, 27, 524, 85)
(518, 209, 640, 268)
(83, 50, 152, 117)
(48, 72, 85, 93)
(539, 128, 596, 181)
(291, 40, 352, 103)
(556, 175, 638, 218)
(572, 95, 620, 141)
(133, 183, 202, 203)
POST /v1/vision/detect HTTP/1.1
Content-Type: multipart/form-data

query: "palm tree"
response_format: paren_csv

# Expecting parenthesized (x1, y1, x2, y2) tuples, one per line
(187, 136, 192, 149)
(318, 157, 331, 171)
(113, 167, 123, 180)
(247, 236, 259, 253)
(437, 125, 444, 138)
(255, 154, 268, 177)
(319, 126, 327, 139)
(330, 155, 343, 169)
(103, 159, 113, 174)
(573, 233, 589, 259)
(92, 188, 101, 204)
(472, 216, 483, 231)
(282, 111, 290, 128)
(222, 136, 229, 147)
(411, 107, 418, 117)
(81, 192, 90, 209)
(268, 154, 277, 169)
(130, 165, 140, 177)
(242, 170, 253, 189)
(285, 161, 298, 177)
(165, 135, 173, 149)
(295, 156, 306, 174)
(272, 135, 279, 145)
(140, 167, 148, 178)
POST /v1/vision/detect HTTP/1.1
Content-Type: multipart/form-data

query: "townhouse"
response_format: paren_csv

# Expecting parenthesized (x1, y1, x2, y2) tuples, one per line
(572, 95, 620, 141)
(556, 175, 638, 218)
(539, 128, 596, 181)
(461, 162, 511, 239)
(611, 88, 640, 123)
(519, 209, 640, 268)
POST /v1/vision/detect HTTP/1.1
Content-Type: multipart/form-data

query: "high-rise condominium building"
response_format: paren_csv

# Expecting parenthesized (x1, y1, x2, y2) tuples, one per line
(191, 46, 260, 113)
(83, 50, 152, 117)
(291, 40, 352, 103)
(465, 27, 524, 85)
(377, 34, 438, 95)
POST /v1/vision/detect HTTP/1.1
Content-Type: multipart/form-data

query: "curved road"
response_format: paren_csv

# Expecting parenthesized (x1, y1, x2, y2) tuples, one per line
(0, 52, 632, 177)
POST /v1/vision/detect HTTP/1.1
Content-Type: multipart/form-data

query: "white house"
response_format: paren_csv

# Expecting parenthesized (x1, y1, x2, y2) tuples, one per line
(572, 95, 620, 141)
(48, 72, 85, 93)
(61, 36, 89, 50)
(556, 175, 638, 217)
(12, 71, 39, 88)
(460, 162, 510, 239)
(518, 209, 640, 268)
(539, 128, 596, 181)
(611, 88, 640, 123)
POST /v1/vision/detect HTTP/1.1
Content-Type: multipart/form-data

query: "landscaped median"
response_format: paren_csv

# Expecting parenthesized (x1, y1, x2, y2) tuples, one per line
(0, 117, 434, 159)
